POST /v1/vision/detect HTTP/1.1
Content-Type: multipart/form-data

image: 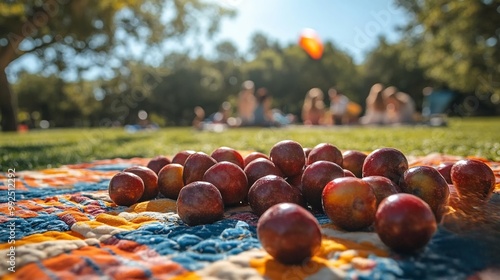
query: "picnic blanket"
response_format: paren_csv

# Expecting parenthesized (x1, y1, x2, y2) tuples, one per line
(1, 154, 500, 279)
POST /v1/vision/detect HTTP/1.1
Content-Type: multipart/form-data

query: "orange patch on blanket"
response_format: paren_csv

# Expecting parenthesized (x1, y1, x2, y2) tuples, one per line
(0, 231, 84, 249)
(128, 198, 177, 213)
(250, 236, 389, 279)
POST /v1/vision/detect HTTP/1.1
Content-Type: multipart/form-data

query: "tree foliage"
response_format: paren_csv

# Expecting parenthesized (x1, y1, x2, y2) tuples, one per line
(361, 36, 431, 109)
(14, 72, 100, 127)
(396, 0, 500, 97)
(0, 0, 234, 131)
(4, 1, 500, 130)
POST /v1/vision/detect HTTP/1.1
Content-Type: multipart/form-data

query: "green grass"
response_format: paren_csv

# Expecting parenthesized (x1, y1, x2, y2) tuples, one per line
(1, 117, 499, 171)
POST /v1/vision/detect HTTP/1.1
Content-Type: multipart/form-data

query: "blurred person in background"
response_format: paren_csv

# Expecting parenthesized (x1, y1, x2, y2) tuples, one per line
(383, 86, 416, 124)
(210, 101, 232, 124)
(328, 87, 350, 125)
(192, 106, 205, 130)
(253, 88, 294, 127)
(302, 87, 327, 125)
(253, 87, 275, 127)
(360, 83, 387, 125)
(237, 80, 257, 126)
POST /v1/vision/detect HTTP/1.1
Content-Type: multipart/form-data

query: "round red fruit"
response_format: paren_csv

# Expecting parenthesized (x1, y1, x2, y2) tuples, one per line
(400, 166, 449, 222)
(147, 156, 171, 175)
(108, 172, 145, 206)
(183, 152, 217, 185)
(270, 140, 305, 177)
(257, 203, 322, 265)
(362, 147, 408, 185)
(171, 150, 196, 166)
(157, 163, 184, 199)
(243, 152, 269, 167)
(244, 158, 283, 187)
(342, 150, 367, 178)
(211, 146, 245, 169)
(203, 161, 248, 206)
(248, 175, 304, 216)
(322, 177, 377, 231)
(451, 159, 496, 203)
(123, 166, 159, 201)
(301, 160, 344, 211)
(375, 193, 437, 253)
(362, 175, 400, 206)
(176, 181, 224, 226)
(307, 143, 343, 166)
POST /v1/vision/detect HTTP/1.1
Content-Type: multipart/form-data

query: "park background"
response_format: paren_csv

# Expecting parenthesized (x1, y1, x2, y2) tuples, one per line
(1, 0, 499, 131)
(1, 0, 500, 171)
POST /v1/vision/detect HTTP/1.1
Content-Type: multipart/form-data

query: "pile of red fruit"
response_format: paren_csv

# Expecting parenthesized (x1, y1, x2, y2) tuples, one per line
(108, 140, 496, 263)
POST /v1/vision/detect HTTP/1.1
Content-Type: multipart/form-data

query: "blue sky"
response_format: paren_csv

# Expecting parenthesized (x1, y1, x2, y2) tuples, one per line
(7, 0, 410, 82)
(213, 0, 410, 63)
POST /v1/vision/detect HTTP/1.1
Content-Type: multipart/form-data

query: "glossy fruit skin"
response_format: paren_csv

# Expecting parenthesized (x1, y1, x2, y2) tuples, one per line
(270, 140, 306, 177)
(322, 177, 377, 231)
(183, 152, 217, 185)
(307, 143, 343, 166)
(108, 172, 145, 206)
(176, 181, 224, 226)
(211, 146, 245, 169)
(301, 161, 344, 211)
(147, 156, 171, 175)
(171, 150, 196, 166)
(286, 169, 304, 191)
(248, 175, 304, 216)
(257, 203, 322, 265)
(375, 193, 437, 253)
(157, 163, 184, 199)
(450, 159, 496, 202)
(244, 158, 284, 187)
(400, 166, 450, 222)
(343, 169, 356, 177)
(243, 152, 269, 167)
(362, 176, 401, 206)
(289, 184, 307, 208)
(436, 162, 454, 184)
(203, 161, 248, 206)
(362, 147, 408, 185)
(123, 166, 159, 201)
(342, 150, 367, 178)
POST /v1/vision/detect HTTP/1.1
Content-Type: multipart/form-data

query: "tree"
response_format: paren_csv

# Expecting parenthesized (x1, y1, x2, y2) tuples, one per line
(0, 0, 234, 131)
(248, 32, 282, 58)
(215, 40, 240, 62)
(242, 40, 360, 119)
(14, 72, 108, 127)
(361, 36, 432, 109)
(396, 0, 500, 98)
(13, 72, 63, 126)
(121, 52, 228, 126)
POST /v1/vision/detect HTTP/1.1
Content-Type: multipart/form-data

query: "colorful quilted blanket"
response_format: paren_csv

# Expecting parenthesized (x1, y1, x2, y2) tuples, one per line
(1, 155, 499, 279)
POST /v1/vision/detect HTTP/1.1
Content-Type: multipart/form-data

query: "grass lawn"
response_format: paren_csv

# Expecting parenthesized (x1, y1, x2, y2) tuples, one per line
(1, 117, 499, 171)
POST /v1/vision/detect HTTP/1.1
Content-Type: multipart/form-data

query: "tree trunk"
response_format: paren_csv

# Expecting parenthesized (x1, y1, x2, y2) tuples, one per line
(0, 66, 17, 132)
(0, 27, 23, 132)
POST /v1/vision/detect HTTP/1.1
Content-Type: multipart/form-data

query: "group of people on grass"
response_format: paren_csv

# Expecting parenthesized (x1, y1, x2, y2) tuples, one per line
(301, 87, 361, 126)
(300, 83, 417, 126)
(237, 80, 295, 127)
(360, 83, 417, 125)
(193, 81, 419, 130)
(192, 80, 295, 130)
